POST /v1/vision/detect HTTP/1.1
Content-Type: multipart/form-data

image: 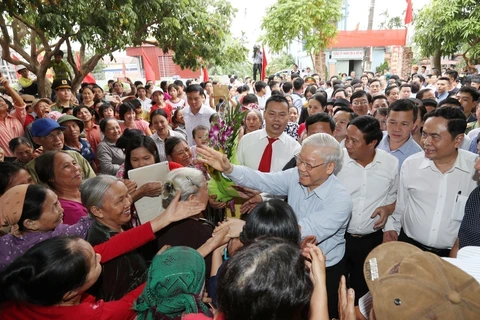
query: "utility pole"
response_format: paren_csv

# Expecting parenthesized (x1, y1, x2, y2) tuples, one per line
(364, 0, 375, 72)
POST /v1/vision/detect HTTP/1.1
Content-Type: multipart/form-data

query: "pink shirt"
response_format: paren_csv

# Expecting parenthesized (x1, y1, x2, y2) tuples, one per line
(59, 198, 88, 225)
(0, 104, 27, 157)
(120, 119, 150, 135)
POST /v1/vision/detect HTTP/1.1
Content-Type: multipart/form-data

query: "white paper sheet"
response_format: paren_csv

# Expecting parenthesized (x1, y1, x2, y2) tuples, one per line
(128, 161, 170, 224)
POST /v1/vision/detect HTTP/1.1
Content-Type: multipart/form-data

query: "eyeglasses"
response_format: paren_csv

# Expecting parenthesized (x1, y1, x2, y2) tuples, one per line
(294, 154, 325, 171)
(352, 100, 369, 106)
(41, 130, 64, 141)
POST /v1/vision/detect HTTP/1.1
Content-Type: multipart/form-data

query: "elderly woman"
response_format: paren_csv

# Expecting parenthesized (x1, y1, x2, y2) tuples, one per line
(134, 247, 212, 320)
(156, 168, 215, 276)
(8, 137, 36, 167)
(0, 184, 93, 272)
(57, 115, 96, 168)
(97, 117, 125, 175)
(80, 86, 95, 108)
(35, 151, 88, 225)
(82, 175, 207, 301)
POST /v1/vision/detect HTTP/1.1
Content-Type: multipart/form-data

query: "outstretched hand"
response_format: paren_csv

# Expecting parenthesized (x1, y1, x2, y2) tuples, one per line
(196, 146, 233, 173)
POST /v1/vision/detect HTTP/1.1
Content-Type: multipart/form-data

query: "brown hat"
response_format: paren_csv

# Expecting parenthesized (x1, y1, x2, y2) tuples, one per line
(31, 98, 53, 110)
(364, 242, 480, 320)
(52, 78, 72, 90)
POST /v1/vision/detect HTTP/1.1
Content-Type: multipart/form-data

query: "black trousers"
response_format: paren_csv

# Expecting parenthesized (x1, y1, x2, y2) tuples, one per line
(345, 230, 383, 305)
(253, 63, 261, 81)
(398, 229, 450, 257)
(325, 256, 346, 319)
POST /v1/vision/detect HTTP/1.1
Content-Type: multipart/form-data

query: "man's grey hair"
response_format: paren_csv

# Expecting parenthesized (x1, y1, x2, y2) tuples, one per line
(163, 167, 206, 207)
(301, 133, 343, 172)
(80, 175, 121, 213)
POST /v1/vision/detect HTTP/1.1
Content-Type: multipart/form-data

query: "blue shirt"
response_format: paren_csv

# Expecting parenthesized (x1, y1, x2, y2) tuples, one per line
(377, 133, 422, 169)
(64, 138, 95, 167)
(469, 137, 478, 154)
(227, 165, 352, 267)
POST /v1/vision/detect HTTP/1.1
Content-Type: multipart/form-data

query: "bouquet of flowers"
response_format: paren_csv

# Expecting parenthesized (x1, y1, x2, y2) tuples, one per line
(205, 99, 247, 211)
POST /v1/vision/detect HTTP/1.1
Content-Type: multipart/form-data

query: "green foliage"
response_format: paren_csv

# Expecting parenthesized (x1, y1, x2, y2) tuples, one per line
(266, 52, 295, 74)
(414, 0, 480, 61)
(260, 0, 343, 55)
(378, 10, 404, 29)
(376, 60, 389, 73)
(0, 0, 244, 80)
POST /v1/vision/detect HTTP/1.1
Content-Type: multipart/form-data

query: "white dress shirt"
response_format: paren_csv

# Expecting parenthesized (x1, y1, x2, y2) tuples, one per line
(336, 149, 399, 235)
(236, 129, 301, 172)
(387, 149, 478, 249)
(137, 97, 152, 113)
(183, 105, 216, 146)
(151, 130, 184, 161)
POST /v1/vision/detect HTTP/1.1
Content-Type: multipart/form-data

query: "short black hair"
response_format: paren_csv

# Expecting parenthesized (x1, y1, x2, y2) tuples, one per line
(216, 238, 312, 320)
(423, 106, 467, 138)
(373, 107, 388, 117)
(371, 94, 388, 104)
(445, 70, 458, 81)
(254, 81, 267, 92)
(185, 84, 204, 96)
(348, 115, 383, 148)
(334, 106, 357, 122)
(173, 79, 184, 88)
(438, 97, 462, 109)
(293, 77, 304, 90)
(264, 95, 289, 112)
(388, 99, 418, 123)
(416, 88, 434, 100)
(350, 90, 370, 104)
(242, 94, 258, 105)
(437, 76, 451, 83)
(99, 117, 118, 133)
(240, 200, 301, 245)
(35, 151, 65, 190)
(305, 113, 335, 133)
(282, 82, 293, 93)
(458, 86, 480, 101)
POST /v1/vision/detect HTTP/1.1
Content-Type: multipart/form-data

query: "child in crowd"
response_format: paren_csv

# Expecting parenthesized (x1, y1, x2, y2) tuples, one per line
(190, 125, 208, 159)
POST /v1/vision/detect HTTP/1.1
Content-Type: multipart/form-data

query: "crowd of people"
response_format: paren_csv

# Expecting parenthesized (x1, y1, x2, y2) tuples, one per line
(0, 61, 479, 320)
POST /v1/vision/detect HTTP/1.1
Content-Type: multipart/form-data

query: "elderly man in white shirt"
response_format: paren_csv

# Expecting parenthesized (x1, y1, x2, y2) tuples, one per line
(385, 107, 478, 257)
(336, 115, 399, 304)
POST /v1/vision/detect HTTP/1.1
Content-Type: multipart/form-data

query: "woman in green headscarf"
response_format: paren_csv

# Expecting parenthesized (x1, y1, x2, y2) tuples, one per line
(134, 246, 212, 320)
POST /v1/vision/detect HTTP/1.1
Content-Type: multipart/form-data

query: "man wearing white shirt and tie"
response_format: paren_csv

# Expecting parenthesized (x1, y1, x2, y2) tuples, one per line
(336, 115, 399, 304)
(236, 95, 301, 212)
(384, 107, 478, 257)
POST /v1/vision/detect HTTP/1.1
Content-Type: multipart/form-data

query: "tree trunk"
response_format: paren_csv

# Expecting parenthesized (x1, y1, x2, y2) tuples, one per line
(432, 49, 441, 72)
(314, 51, 326, 81)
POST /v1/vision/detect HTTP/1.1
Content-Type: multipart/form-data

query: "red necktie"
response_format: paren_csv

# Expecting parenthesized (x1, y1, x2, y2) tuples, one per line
(258, 137, 278, 172)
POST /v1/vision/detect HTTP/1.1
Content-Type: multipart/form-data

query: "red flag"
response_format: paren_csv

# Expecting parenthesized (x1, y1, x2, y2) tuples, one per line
(261, 47, 267, 81)
(75, 52, 96, 83)
(141, 49, 156, 81)
(202, 67, 209, 82)
(404, 0, 413, 24)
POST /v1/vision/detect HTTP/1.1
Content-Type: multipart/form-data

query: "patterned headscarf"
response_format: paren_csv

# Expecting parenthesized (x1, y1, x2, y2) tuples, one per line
(134, 246, 212, 320)
(0, 184, 29, 236)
